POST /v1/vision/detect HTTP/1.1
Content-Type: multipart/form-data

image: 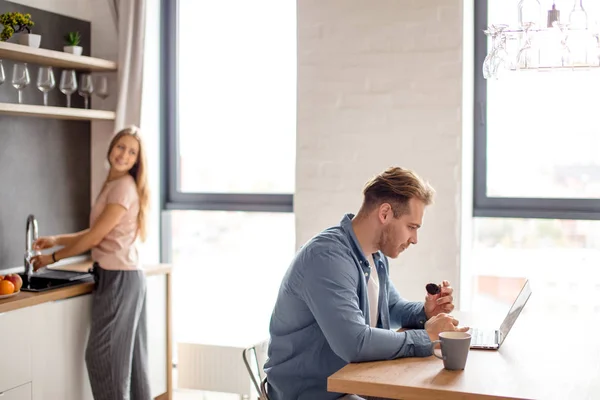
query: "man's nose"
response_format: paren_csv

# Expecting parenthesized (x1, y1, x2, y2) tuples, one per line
(411, 233, 418, 245)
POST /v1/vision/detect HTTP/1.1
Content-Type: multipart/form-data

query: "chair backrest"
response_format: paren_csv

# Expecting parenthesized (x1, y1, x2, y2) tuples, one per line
(242, 339, 270, 399)
(254, 339, 269, 382)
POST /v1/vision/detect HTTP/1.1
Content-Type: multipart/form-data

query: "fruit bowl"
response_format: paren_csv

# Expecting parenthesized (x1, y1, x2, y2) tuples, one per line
(0, 290, 20, 300)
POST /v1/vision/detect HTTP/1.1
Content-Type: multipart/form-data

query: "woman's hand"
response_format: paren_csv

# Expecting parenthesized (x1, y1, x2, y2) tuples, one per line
(33, 236, 57, 250)
(30, 254, 54, 271)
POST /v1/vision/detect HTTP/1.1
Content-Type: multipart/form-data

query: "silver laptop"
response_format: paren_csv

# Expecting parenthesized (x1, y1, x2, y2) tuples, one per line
(470, 279, 532, 350)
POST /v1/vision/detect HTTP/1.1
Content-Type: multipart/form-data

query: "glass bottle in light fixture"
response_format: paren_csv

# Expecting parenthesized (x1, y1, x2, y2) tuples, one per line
(569, 0, 588, 30)
(518, 0, 542, 28)
(568, 0, 591, 66)
(547, 2, 561, 28)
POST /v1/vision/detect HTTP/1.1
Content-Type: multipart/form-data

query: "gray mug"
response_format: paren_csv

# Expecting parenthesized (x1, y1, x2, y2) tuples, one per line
(430, 331, 472, 370)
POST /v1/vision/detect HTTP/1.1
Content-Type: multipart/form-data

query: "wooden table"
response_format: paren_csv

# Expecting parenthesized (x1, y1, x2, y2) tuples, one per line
(328, 311, 600, 400)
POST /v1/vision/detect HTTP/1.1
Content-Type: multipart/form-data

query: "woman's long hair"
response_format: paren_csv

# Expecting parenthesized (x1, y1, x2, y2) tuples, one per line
(106, 125, 149, 242)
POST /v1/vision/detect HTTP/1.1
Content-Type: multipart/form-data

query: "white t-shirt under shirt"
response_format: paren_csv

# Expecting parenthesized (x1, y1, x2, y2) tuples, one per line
(367, 256, 380, 327)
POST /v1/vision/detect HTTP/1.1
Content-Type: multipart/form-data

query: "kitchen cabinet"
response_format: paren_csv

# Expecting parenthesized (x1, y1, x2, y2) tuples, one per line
(31, 287, 168, 400)
(31, 295, 94, 400)
(0, 263, 172, 400)
(0, 306, 32, 394)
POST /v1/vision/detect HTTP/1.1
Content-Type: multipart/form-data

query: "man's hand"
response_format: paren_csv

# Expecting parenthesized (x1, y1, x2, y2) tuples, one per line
(424, 280, 454, 319)
(424, 313, 469, 342)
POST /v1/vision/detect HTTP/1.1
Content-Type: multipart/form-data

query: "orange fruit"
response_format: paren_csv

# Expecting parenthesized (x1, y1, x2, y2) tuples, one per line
(0, 280, 15, 295)
(3, 274, 21, 292)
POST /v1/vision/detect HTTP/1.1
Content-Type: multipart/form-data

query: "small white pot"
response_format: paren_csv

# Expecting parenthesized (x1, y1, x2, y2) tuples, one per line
(63, 45, 83, 56)
(18, 33, 41, 48)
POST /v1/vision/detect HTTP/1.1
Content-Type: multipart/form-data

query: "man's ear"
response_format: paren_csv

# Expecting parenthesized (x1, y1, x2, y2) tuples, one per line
(379, 203, 392, 223)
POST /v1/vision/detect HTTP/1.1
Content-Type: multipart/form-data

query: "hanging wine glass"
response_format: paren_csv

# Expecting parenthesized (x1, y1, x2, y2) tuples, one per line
(36, 66, 55, 106)
(12, 63, 30, 104)
(483, 25, 499, 79)
(555, 23, 572, 67)
(59, 70, 77, 108)
(516, 22, 539, 69)
(490, 26, 510, 79)
(589, 21, 600, 67)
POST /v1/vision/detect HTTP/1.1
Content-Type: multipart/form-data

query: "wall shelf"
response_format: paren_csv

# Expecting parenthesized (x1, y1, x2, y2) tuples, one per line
(0, 103, 115, 121)
(0, 42, 117, 72)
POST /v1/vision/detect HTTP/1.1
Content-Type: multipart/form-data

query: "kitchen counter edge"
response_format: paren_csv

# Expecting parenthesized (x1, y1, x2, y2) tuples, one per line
(0, 261, 172, 314)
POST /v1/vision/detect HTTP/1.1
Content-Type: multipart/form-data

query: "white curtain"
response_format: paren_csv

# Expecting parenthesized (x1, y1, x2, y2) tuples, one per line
(107, 0, 147, 130)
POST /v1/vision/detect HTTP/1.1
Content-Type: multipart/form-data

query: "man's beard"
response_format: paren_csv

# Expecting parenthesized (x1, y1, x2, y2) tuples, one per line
(378, 225, 408, 258)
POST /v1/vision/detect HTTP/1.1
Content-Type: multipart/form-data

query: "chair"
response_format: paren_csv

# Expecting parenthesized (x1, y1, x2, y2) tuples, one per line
(242, 339, 270, 400)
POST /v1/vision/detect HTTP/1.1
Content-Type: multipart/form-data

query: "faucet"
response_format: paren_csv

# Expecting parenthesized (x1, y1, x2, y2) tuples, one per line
(24, 214, 39, 278)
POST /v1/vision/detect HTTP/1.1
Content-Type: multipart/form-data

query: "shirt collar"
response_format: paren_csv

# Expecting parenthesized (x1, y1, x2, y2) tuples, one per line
(340, 213, 382, 270)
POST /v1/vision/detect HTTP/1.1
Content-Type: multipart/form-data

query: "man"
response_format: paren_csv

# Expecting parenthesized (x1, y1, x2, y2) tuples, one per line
(264, 166, 469, 400)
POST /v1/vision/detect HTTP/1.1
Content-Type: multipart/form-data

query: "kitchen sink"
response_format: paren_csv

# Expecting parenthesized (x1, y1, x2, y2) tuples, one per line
(19, 269, 94, 292)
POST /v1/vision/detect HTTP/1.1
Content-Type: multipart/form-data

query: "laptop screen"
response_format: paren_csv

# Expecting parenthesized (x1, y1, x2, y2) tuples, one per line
(498, 279, 532, 345)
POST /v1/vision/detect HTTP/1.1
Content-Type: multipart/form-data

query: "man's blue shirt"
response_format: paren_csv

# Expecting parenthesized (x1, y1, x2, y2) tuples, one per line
(264, 214, 433, 400)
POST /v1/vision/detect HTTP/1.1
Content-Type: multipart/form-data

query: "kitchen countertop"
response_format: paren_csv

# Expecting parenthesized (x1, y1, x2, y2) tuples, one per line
(0, 260, 172, 314)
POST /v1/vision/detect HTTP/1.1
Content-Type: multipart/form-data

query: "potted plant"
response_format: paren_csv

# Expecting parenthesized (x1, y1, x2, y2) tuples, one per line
(0, 12, 40, 48)
(63, 31, 82, 55)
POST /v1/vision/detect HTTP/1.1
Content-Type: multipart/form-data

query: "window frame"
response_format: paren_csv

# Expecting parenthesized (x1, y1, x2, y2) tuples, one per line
(159, 0, 294, 214)
(473, 1, 600, 221)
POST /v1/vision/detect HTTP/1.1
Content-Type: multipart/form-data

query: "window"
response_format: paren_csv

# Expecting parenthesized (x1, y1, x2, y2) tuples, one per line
(474, 0, 600, 220)
(470, 1, 600, 316)
(470, 217, 600, 314)
(160, 0, 297, 353)
(162, 0, 296, 212)
(169, 211, 295, 345)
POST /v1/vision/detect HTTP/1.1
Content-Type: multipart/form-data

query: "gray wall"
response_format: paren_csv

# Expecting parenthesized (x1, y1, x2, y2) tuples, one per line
(0, 1, 91, 271)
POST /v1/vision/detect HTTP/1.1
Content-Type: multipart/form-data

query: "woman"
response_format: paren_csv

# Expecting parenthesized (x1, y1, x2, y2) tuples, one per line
(30, 125, 151, 400)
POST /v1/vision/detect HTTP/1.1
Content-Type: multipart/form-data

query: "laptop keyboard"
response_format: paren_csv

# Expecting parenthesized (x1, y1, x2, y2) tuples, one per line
(471, 328, 495, 346)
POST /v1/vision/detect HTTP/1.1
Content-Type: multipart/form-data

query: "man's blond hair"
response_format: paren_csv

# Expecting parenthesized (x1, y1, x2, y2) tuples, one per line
(361, 167, 435, 217)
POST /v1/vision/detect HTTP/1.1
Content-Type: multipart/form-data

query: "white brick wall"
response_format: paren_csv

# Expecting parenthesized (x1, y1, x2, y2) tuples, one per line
(296, 0, 465, 302)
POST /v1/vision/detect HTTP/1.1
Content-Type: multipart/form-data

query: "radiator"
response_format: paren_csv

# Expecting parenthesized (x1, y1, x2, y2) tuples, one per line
(177, 342, 256, 397)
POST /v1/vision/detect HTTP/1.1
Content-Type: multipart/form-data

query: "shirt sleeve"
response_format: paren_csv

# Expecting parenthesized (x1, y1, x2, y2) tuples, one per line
(106, 178, 137, 210)
(388, 278, 429, 330)
(299, 249, 433, 363)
